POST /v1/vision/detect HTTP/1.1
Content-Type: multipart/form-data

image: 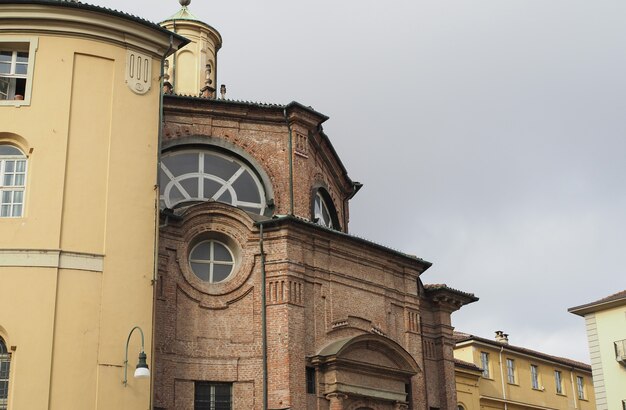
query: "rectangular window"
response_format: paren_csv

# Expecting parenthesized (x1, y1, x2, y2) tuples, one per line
(530, 364, 539, 390)
(194, 382, 232, 410)
(306, 367, 316, 394)
(576, 376, 585, 400)
(480, 352, 490, 378)
(0, 38, 37, 106)
(555, 370, 563, 395)
(0, 146, 27, 218)
(506, 358, 516, 384)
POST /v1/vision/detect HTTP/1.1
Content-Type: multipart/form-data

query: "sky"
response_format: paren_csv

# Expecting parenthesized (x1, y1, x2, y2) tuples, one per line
(92, 0, 625, 363)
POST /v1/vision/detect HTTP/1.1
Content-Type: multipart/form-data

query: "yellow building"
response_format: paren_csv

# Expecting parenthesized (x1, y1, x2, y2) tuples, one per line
(0, 1, 186, 409)
(569, 290, 626, 410)
(454, 331, 596, 410)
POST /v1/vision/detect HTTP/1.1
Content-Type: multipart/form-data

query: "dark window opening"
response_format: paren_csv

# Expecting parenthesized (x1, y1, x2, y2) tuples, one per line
(194, 382, 232, 410)
(306, 367, 316, 394)
(405, 382, 412, 408)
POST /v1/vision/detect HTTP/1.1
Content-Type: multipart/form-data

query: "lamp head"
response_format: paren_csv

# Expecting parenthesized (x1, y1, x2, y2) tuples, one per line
(134, 351, 150, 379)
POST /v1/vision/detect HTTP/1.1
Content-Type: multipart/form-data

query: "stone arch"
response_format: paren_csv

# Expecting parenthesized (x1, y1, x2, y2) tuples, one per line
(316, 333, 420, 374)
(0, 132, 30, 155)
(313, 334, 418, 408)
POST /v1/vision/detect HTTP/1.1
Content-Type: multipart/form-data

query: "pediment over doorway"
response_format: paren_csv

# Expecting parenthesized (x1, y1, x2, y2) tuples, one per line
(311, 334, 419, 407)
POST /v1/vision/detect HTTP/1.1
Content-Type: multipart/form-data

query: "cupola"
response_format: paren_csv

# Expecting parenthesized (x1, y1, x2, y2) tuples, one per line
(160, 0, 223, 98)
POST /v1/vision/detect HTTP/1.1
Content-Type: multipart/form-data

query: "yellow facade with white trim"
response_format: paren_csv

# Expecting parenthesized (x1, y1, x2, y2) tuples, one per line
(454, 337, 596, 410)
(0, 3, 184, 409)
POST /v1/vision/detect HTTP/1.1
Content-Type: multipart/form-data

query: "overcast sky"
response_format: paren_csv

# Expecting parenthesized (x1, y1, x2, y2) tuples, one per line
(93, 0, 625, 363)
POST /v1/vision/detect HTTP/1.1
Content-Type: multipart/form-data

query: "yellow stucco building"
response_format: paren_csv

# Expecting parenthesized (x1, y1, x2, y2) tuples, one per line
(569, 290, 626, 410)
(0, 1, 186, 409)
(454, 331, 596, 410)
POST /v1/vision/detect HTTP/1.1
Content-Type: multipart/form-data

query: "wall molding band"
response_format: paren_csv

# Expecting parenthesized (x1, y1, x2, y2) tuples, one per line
(0, 249, 104, 272)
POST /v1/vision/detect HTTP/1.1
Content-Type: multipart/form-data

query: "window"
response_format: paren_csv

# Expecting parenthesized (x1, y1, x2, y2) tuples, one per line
(530, 364, 539, 390)
(160, 150, 268, 215)
(0, 338, 10, 410)
(506, 358, 515, 384)
(195, 382, 231, 410)
(576, 376, 585, 400)
(554, 370, 563, 394)
(313, 190, 335, 229)
(0, 39, 37, 105)
(480, 352, 490, 378)
(615, 339, 626, 364)
(189, 239, 235, 283)
(0, 144, 27, 217)
(306, 367, 316, 394)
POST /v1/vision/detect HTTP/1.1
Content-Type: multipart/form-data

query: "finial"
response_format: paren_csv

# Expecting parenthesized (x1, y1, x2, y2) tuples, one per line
(179, 0, 191, 7)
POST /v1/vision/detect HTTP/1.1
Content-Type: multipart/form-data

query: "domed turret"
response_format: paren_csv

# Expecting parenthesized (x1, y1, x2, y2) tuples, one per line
(160, 0, 222, 98)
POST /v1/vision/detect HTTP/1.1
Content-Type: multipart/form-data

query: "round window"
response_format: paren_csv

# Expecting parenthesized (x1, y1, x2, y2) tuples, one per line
(189, 239, 235, 283)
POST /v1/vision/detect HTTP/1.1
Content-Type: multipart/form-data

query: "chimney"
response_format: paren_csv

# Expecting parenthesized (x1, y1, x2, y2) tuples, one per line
(495, 330, 509, 344)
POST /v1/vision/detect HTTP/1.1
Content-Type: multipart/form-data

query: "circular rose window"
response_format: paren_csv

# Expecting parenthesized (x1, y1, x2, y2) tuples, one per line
(189, 239, 235, 283)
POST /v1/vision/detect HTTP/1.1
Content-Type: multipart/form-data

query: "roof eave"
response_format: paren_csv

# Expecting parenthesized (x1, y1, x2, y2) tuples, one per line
(568, 296, 626, 316)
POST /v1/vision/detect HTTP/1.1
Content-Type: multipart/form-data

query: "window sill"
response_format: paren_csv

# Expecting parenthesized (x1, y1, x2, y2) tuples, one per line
(507, 382, 519, 386)
(0, 99, 30, 107)
(531, 388, 544, 392)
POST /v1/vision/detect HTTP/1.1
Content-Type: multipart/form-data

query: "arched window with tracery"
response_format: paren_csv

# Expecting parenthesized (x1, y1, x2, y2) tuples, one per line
(0, 337, 10, 410)
(159, 149, 268, 215)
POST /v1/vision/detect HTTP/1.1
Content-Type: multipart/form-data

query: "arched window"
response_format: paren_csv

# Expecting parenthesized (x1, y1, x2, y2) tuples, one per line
(0, 144, 27, 217)
(159, 149, 267, 215)
(0, 337, 10, 410)
(312, 188, 339, 230)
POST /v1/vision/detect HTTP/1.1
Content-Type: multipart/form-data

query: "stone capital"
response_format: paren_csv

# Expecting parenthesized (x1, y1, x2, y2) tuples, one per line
(326, 392, 348, 402)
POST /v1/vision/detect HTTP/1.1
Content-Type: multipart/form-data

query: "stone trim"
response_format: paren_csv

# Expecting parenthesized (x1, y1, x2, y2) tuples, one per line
(0, 249, 103, 272)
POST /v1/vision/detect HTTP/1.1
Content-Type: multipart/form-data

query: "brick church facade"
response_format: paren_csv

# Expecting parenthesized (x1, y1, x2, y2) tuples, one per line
(152, 2, 477, 410)
(0, 1, 476, 409)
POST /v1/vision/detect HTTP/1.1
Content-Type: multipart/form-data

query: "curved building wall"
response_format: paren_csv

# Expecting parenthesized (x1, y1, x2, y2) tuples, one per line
(0, 3, 182, 409)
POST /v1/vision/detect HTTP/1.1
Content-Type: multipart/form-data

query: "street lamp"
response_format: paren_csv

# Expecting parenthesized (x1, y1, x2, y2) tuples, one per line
(123, 326, 150, 386)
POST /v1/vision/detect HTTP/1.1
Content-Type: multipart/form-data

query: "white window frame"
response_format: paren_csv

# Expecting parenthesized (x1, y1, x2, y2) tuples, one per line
(530, 364, 539, 390)
(0, 145, 27, 218)
(480, 351, 490, 378)
(160, 150, 267, 215)
(506, 358, 516, 384)
(576, 376, 585, 400)
(555, 370, 563, 394)
(0, 37, 38, 107)
(313, 191, 334, 229)
(0, 338, 11, 410)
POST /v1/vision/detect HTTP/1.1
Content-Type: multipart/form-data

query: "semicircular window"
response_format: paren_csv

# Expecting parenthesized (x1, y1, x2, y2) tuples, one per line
(160, 150, 267, 214)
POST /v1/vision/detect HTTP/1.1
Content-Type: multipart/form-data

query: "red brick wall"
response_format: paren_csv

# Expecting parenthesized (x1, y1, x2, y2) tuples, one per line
(154, 99, 464, 410)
